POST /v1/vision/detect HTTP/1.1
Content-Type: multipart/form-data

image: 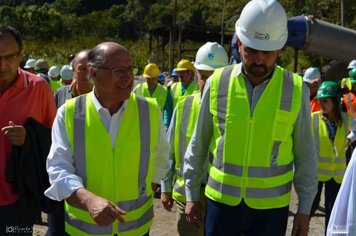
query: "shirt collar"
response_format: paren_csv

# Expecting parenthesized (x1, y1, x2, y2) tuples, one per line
(90, 88, 128, 114)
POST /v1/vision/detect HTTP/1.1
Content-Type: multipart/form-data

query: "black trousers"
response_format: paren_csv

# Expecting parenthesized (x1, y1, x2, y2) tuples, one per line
(205, 199, 289, 236)
(310, 179, 341, 233)
(0, 201, 32, 236)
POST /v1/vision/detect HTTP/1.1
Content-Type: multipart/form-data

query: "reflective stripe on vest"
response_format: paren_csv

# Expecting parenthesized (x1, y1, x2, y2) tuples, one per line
(312, 112, 348, 183)
(172, 94, 201, 201)
(207, 64, 300, 208)
(65, 93, 155, 235)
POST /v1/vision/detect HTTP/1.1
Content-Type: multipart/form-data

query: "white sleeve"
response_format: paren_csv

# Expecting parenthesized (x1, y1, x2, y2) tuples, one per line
(44, 104, 84, 201)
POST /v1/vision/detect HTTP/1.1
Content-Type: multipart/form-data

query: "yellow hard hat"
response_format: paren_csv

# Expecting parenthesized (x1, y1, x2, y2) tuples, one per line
(143, 63, 160, 79)
(176, 59, 195, 72)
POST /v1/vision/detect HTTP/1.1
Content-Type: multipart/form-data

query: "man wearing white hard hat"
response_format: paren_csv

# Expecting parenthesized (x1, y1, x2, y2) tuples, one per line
(183, 1, 317, 235)
(161, 42, 228, 236)
(48, 65, 62, 93)
(303, 67, 322, 112)
(23, 58, 36, 74)
(60, 64, 73, 86)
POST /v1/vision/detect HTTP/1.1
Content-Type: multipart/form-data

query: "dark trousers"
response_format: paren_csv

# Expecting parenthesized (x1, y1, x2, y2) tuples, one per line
(46, 201, 68, 236)
(310, 179, 341, 233)
(0, 201, 32, 236)
(205, 199, 288, 236)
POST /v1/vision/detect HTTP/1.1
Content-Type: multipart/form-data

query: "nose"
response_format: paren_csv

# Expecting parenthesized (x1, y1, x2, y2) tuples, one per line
(253, 52, 265, 65)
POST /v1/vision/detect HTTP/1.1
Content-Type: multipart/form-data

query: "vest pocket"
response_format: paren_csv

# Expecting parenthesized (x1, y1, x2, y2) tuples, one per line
(272, 110, 293, 142)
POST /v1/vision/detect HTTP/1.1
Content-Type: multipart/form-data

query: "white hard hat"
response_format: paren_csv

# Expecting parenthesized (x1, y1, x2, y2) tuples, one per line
(60, 65, 73, 81)
(235, 0, 288, 51)
(347, 60, 356, 70)
(194, 42, 229, 71)
(24, 58, 36, 69)
(48, 66, 60, 78)
(303, 67, 321, 83)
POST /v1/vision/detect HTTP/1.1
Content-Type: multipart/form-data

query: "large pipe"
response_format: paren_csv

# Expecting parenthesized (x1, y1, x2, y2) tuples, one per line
(287, 15, 356, 64)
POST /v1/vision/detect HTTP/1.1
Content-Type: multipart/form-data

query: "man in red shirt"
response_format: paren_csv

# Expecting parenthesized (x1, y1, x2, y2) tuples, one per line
(0, 25, 56, 235)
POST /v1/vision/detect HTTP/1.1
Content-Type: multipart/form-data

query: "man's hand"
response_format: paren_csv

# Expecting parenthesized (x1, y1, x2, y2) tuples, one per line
(185, 201, 202, 228)
(1, 121, 26, 146)
(160, 192, 174, 211)
(291, 213, 310, 236)
(85, 194, 126, 226)
(68, 188, 126, 226)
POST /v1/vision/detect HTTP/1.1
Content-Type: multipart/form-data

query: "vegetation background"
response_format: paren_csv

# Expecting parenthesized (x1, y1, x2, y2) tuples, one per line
(0, 0, 355, 74)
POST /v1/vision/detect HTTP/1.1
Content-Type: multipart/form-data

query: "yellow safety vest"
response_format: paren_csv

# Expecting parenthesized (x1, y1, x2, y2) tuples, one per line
(64, 92, 159, 236)
(311, 112, 349, 183)
(170, 81, 199, 109)
(206, 64, 302, 209)
(172, 93, 201, 202)
(134, 82, 167, 112)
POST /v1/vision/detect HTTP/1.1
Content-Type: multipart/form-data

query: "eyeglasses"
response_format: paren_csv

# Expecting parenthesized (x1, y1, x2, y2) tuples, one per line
(0, 51, 20, 62)
(97, 66, 138, 77)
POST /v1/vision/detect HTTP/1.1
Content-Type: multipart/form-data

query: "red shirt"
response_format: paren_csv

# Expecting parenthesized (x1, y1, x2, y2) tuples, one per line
(0, 69, 56, 205)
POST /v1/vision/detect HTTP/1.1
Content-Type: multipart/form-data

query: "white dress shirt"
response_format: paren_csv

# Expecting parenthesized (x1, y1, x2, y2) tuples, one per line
(45, 92, 170, 201)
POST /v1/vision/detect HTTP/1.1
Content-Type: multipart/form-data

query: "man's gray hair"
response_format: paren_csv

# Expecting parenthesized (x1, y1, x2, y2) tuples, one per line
(87, 46, 107, 68)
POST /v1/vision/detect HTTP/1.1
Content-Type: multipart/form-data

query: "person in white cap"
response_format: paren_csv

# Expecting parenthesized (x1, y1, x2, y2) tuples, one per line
(303, 67, 322, 112)
(161, 42, 228, 236)
(48, 65, 62, 93)
(23, 58, 36, 74)
(183, 1, 318, 235)
(60, 64, 73, 85)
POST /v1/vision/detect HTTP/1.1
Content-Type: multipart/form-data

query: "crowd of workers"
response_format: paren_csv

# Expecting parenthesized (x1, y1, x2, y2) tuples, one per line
(0, 0, 355, 236)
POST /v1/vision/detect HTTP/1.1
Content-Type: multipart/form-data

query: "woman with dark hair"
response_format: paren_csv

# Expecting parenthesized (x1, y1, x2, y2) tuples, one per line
(310, 81, 350, 233)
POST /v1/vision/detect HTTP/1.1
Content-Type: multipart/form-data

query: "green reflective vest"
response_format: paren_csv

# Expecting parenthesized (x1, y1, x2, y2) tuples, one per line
(170, 81, 199, 109)
(172, 93, 201, 202)
(311, 111, 349, 183)
(134, 82, 167, 112)
(50, 79, 61, 93)
(64, 92, 159, 236)
(206, 64, 302, 209)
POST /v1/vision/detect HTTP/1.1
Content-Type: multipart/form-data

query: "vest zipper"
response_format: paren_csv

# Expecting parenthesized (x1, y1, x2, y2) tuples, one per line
(241, 118, 253, 198)
(112, 147, 119, 234)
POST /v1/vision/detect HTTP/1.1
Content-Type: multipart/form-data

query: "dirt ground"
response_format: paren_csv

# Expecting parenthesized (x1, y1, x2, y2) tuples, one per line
(33, 186, 325, 236)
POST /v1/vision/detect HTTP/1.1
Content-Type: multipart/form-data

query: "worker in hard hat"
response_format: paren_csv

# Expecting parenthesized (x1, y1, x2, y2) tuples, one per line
(310, 81, 350, 233)
(347, 60, 356, 70)
(158, 72, 166, 85)
(161, 42, 228, 236)
(60, 64, 73, 85)
(23, 58, 36, 74)
(183, 1, 318, 235)
(133, 63, 170, 127)
(48, 65, 62, 93)
(171, 59, 199, 109)
(35, 58, 50, 84)
(303, 67, 322, 112)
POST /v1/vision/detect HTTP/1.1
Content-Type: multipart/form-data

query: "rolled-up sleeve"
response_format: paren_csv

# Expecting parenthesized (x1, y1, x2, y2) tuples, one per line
(293, 83, 318, 214)
(45, 105, 84, 201)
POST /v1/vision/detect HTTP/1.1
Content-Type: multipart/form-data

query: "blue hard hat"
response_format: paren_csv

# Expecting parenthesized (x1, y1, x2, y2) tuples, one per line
(158, 73, 165, 82)
(171, 68, 179, 77)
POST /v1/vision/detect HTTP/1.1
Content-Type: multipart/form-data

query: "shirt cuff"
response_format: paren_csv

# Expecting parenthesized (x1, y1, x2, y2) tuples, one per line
(152, 167, 170, 184)
(45, 178, 84, 201)
(297, 195, 315, 215)
(185, 186, 201, 202)
(160, 180, 173, 193)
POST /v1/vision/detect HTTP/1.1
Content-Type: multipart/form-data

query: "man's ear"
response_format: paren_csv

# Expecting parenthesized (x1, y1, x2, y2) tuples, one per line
(88, 66, 97, 80)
